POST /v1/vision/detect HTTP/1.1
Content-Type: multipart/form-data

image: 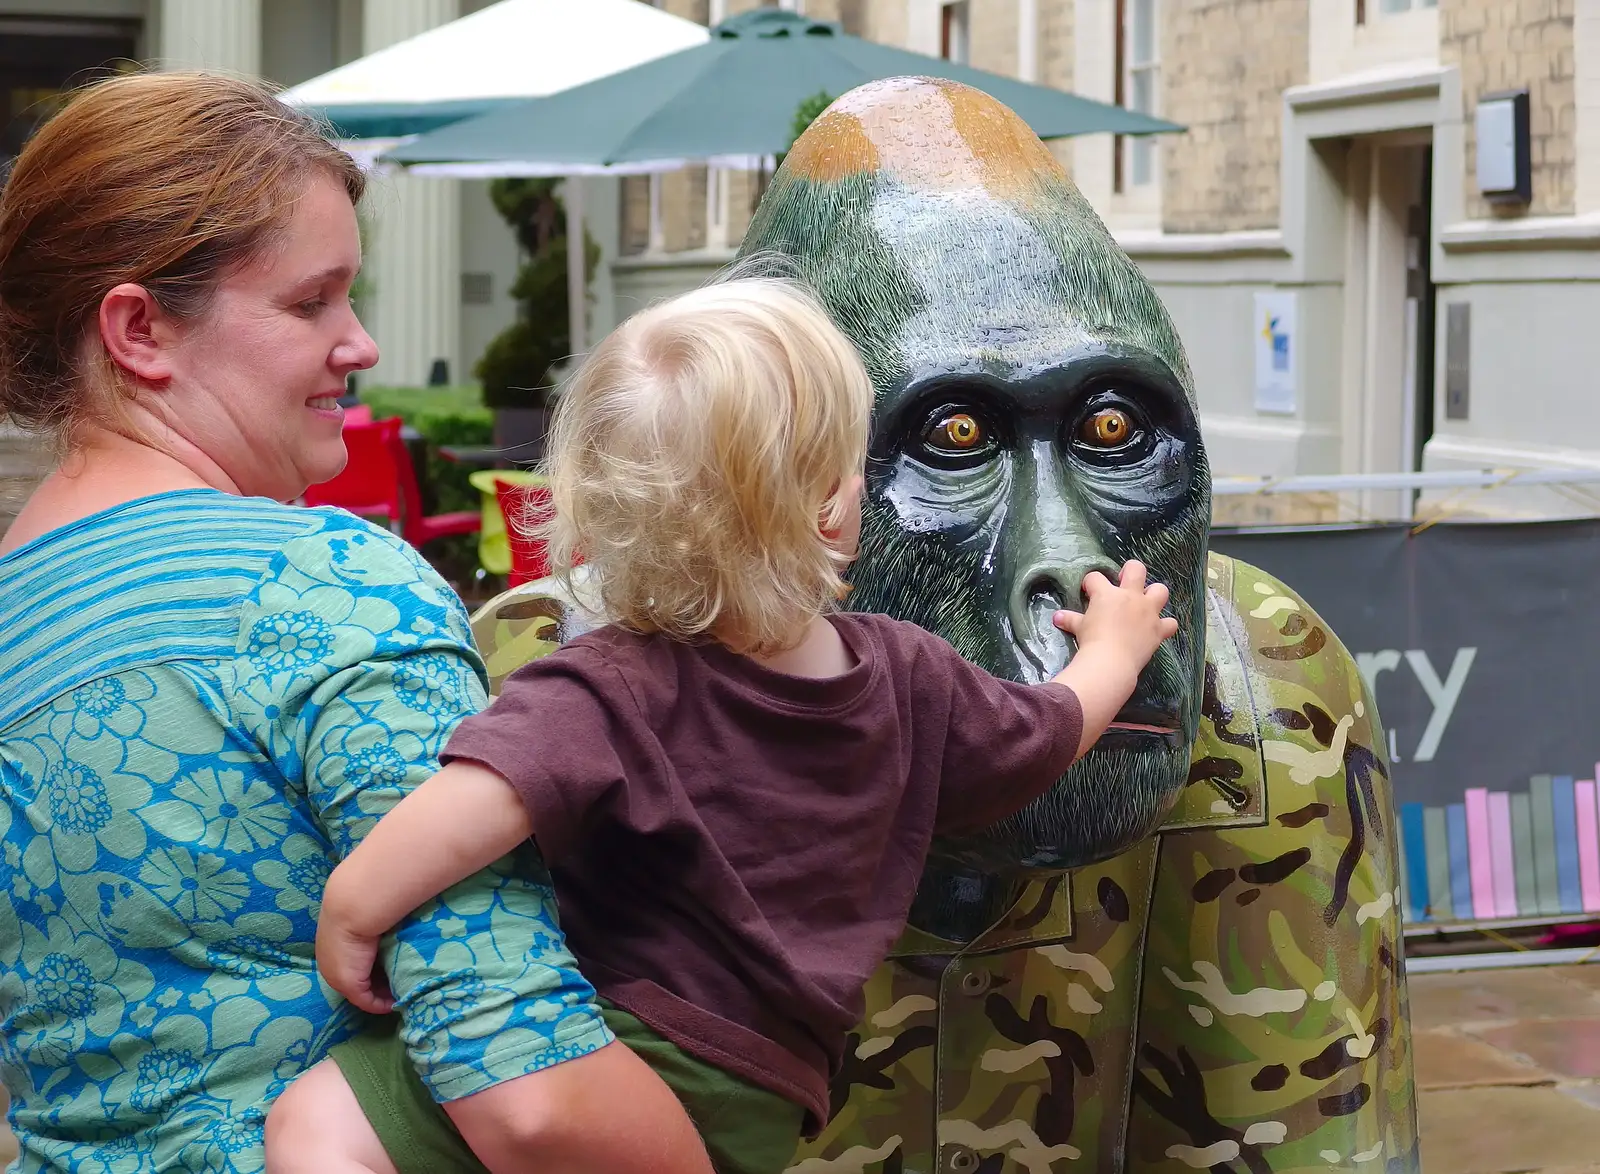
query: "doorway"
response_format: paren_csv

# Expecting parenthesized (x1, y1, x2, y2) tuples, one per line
(1340, 137, 1436, 520)
(0, 17, 139, 177)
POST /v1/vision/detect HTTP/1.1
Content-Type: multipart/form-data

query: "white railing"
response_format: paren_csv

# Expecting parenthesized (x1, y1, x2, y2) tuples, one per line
(1212, 468, 1600, 495)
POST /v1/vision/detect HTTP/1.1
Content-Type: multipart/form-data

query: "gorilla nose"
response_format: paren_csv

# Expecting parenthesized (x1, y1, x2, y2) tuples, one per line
(1009, 562, 1119, 681)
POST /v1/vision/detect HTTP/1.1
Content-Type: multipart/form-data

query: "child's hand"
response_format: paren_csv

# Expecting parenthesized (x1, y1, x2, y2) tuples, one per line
(1046, 561, 1180, 759)
(1051, 559, 1178, 671)
(315, 906, 394, 1015)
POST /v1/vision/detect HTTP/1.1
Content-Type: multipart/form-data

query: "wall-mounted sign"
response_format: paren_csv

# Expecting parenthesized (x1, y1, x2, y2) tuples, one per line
(1253, 290, 1297, 416)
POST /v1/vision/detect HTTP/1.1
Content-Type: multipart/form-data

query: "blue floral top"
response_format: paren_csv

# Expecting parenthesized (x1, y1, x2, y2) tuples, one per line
(0, 490, 612, 1172)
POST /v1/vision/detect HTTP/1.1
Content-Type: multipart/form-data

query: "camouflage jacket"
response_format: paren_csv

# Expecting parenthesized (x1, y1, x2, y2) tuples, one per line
(470, 553, 1419, 1174)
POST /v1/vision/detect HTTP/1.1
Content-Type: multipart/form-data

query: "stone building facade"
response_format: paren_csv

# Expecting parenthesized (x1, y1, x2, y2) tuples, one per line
(2, 0, 1598, 535)
(626, 0, 1600, 520)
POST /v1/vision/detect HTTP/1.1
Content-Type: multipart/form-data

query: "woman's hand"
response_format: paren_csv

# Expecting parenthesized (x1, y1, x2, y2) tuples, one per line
(316, 873, 395, 1014)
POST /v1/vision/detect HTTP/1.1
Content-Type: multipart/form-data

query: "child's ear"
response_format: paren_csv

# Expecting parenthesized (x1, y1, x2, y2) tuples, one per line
(820, 480, 843, 540)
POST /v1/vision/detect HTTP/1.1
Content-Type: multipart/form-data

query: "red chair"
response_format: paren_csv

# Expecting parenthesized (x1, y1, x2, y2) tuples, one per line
(493, 477, 553, 586)
(304, 416, 481, 549)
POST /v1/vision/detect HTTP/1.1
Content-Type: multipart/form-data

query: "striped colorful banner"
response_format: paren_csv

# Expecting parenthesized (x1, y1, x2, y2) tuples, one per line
(1401, 773, 1600, 924)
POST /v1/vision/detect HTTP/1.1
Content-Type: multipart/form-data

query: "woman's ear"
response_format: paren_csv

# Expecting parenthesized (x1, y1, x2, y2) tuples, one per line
(98, 283, 179, 385)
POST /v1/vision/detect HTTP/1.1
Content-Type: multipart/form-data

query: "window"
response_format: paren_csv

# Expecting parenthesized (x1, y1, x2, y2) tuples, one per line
(940, 1, 969, 65)
(1114, 0, 1159, 193)
(1379, 0, 1437, 12)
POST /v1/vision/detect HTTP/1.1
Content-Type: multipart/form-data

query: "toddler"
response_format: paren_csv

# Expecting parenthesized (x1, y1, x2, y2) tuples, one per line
(266, 277, 1177, 1174)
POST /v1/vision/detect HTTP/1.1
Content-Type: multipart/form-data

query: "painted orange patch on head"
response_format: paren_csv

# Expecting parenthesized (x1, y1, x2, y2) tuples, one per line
(780, 77, 1067, 200)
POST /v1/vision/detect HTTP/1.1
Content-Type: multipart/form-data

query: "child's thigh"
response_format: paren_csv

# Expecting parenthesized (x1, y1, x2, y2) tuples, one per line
(264, 1059, 399, 1174)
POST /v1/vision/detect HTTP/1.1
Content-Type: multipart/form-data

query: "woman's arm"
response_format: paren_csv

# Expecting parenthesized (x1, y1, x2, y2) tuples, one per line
(316, 760, 532, 1011)
(241, 516, 707, 1173)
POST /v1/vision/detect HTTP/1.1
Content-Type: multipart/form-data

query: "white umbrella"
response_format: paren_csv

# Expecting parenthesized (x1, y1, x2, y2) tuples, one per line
(282, 0, 709, 353)
(281, 0, 708, 140)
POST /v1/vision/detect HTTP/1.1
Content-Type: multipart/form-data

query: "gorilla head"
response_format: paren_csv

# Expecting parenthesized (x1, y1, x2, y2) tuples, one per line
(738, 78, 1211, 939)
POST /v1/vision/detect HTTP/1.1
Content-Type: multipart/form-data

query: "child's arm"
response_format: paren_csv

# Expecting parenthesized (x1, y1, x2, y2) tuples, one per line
(317, 760, 532, 1012)
(1048, 558, 1179, 757)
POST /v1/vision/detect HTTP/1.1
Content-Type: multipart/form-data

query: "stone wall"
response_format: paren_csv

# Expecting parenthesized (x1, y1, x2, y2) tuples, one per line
(663, 0, 710, 22)
(1039, 0, 1073, 91)
(1160, 0, 1310, 233)
(1442, 0, 1575, 219)
(0, 429, 51, 539)
(856, 0, 911, 48)
(969, 0, 1020, 75)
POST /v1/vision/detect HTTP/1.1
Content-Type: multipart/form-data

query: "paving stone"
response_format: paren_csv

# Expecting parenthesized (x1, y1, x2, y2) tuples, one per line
(1419, 1085, 1600, 1174)
(1552, 962, 1600, 992)
(1408, 967, 1600, 1029)
(1470, 1019, 1600, 1080)
(1558, 1082, 1600, 1111)
(1414, 1027, 1552, 1089)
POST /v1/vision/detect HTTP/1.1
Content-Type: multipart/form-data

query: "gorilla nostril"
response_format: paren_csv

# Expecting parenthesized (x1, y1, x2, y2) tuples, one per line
(1025, 575, 1070, 614)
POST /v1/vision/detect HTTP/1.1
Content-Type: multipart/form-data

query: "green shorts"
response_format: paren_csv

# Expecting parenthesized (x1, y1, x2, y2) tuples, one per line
(327, 1000, 805, 1174)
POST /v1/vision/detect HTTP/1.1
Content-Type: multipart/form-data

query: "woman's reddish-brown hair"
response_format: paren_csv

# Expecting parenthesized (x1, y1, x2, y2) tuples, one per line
(0, 70, 364, 439)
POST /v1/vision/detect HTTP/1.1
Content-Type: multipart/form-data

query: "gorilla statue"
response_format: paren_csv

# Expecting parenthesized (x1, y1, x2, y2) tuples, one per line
(472, 78, 1418, 1174)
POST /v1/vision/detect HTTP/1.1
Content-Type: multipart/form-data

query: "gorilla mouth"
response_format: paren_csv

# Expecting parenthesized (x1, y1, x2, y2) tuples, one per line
(1100, 701, 1183, 748)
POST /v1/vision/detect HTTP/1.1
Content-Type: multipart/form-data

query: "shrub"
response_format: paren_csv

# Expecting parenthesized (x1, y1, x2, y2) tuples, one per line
(356, 384, 493, 592)
(474, 179, 600, 412)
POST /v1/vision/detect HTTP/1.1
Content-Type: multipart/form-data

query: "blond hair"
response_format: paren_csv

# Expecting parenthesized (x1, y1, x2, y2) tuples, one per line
(540, 277, 873, 655)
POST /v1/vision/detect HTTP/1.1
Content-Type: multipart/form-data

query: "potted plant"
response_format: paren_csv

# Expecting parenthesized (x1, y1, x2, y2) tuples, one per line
(476, 177, 599, 456)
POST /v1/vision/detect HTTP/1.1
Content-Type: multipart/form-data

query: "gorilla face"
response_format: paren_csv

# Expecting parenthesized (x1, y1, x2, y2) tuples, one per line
(740, 78, 1210, 937)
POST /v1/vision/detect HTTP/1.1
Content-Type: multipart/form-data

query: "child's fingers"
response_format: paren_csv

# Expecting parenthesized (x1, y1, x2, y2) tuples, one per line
(1080, 571, 1113, 600)
(1119, 560, 1148, 591)
(1052, 608, 1084, 634)
(1146, 581, 1171, 609)
(1160, 617, 1179, 639)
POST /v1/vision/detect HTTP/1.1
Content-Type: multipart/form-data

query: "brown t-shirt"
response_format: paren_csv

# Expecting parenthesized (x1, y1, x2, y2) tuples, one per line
(441, 612, 1082, 1129)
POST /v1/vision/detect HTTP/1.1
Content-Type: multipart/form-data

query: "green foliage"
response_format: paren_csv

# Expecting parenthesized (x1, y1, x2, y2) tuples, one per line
(356, 383, 492, 589)
(474, 179, 601, 412)
(356, 384, 489, 515)
(776, 90, 835, 169)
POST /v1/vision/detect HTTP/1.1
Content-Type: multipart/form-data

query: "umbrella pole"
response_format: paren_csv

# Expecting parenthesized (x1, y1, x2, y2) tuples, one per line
(566, 176, 587, 358)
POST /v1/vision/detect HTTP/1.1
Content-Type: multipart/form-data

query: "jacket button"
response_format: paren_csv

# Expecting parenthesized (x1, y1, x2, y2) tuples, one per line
(958, 969, 990, 996)
(944, 1143, 980, 1172)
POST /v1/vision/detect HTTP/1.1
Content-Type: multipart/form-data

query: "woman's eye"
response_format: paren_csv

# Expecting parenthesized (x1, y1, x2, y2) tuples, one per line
(1078, 407, 1136, 449)
(297, 299, 326, 317)
(925, 411, 986, 452)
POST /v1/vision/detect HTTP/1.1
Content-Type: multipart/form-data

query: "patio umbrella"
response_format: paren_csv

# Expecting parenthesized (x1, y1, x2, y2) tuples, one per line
(279, 0, 708, 142)
(382, 7, 1182, 176)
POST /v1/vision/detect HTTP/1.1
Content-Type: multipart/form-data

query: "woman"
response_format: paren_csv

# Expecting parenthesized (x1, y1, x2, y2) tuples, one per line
(0, 72, 708, 1174)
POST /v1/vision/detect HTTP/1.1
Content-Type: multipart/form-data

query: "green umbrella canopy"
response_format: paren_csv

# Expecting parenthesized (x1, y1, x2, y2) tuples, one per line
(383, 8, 1182, 174)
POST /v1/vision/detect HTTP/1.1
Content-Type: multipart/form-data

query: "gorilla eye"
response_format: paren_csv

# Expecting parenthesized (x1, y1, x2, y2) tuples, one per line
(1070, 396, 1151, 463)
(1079, 408, 1133, 448)
(914, 406, 999, 469)
(931, 412, 983, 450)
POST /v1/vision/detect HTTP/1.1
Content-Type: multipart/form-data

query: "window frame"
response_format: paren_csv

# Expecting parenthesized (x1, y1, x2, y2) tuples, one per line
(1114, 0, 1160, 195)
(940, 0, 970, 65)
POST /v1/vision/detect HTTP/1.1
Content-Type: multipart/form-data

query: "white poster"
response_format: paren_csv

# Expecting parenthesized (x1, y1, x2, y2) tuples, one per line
(1253, 291, 1297, 416)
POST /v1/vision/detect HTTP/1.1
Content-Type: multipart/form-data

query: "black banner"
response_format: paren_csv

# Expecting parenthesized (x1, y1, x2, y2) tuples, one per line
(1210, 519, 1600, 808)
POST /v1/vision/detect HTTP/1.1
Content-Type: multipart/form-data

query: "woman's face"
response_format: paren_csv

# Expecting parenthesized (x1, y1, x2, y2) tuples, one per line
(165, 172, 378, 501)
